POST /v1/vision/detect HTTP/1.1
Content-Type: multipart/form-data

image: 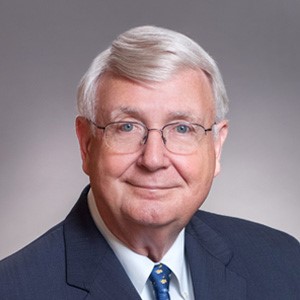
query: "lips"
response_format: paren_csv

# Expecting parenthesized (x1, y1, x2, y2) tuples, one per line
(126, 181, 178, 190)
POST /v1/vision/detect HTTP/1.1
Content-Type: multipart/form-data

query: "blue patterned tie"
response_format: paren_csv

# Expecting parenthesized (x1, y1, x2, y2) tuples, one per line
(149, 263, 172, 300)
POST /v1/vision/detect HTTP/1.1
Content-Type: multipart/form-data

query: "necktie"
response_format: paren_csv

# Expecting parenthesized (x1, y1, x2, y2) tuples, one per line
(149, 263, 172, 300)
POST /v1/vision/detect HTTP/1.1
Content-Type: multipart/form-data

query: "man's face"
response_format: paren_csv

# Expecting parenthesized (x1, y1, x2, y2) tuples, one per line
(76, 69, 228, 236)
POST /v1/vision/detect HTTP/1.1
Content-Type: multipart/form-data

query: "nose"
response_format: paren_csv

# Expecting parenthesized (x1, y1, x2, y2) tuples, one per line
(137, 129, 169, 171)
(143, 128, 166, 145)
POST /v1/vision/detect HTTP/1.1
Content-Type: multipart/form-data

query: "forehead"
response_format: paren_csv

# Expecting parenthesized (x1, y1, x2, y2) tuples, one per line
(95, 69, 215, 122)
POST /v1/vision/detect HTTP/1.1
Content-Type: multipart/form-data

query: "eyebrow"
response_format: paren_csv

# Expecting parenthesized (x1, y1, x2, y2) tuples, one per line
(109, 106, 203, 123)
(109, 106, 140, 120)
(167, 111, 201, 122)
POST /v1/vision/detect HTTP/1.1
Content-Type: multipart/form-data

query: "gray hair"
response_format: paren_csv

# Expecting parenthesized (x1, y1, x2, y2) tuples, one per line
(77, 25, 229, 123)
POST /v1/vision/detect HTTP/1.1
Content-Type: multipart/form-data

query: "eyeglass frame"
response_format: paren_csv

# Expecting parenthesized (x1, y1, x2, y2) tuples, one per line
(88, 119, 216, 154)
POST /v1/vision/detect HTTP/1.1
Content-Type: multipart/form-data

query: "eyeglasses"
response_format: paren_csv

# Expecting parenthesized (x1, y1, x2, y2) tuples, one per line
(89, 120, 215, 154)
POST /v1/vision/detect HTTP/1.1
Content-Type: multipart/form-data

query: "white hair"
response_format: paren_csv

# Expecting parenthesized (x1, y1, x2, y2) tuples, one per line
(77, 25, 229, 123)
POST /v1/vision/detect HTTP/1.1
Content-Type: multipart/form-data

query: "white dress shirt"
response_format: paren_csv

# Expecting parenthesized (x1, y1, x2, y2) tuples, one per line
(88, 189, 194, 300)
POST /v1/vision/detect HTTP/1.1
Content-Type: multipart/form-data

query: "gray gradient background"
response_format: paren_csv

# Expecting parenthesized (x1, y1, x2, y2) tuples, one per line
(1, 0, 299, 259)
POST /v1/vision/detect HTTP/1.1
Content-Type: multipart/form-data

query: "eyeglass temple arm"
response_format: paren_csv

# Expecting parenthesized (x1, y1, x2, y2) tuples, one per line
(88, 119, 105, 130)
(204, 122, 217, 134)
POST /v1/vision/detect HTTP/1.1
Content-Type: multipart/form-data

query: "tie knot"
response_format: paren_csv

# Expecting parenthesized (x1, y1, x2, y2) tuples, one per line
(149, 264, 172, 300)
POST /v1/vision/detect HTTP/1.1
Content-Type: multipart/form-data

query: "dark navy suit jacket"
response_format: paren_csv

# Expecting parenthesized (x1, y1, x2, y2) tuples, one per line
(1, 186, 299, 299)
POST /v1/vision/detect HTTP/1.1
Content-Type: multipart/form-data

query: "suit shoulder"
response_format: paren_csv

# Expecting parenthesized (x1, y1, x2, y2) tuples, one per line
(190, 211, 300, 297)
(194, 210, 299, 252)
(0, 222, 66, 289)
(1, 221, 64, 263)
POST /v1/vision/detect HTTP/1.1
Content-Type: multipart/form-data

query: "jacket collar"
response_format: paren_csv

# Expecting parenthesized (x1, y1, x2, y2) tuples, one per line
(185, 212, 247, 299)
(63, 186, 141, 299)
(64, 186, 246, 299)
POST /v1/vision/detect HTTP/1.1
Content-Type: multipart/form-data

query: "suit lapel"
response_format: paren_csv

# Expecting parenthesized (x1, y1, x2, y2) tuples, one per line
(63, 187, 247, 299)
(63, 186, 141, 299)
(185, 212, 247, 299)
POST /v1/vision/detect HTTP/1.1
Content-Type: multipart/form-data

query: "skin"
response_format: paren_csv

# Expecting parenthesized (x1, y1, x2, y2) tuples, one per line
(76, 69, 228, 262)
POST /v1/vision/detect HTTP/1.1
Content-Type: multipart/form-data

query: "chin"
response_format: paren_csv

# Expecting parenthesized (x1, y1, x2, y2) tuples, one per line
(125, 205, 175, 228)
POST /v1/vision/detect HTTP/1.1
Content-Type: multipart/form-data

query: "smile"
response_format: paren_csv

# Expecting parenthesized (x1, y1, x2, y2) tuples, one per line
(126, 182, 177, 190)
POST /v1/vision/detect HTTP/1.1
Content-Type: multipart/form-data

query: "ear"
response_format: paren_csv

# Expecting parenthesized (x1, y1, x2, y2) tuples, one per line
(75, 116, 93, 175)
(214, 120, 229, 177)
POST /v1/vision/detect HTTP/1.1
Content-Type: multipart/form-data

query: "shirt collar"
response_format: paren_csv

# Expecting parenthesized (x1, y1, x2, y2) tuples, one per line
(87, 188, 188, 295)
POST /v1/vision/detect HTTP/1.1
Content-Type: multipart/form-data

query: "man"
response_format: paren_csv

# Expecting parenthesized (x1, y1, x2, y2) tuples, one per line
(0, 26, 299, 299)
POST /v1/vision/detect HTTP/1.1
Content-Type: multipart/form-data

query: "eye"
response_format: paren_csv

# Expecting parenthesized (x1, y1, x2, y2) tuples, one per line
(120, 122, 134, 132)
(175, 124, 192, 134)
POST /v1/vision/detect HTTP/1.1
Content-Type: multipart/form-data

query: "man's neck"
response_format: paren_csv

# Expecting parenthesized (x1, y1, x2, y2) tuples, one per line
(88, 188, 183, 261)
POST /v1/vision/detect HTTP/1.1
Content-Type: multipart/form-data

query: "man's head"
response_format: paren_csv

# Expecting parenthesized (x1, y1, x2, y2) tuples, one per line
(75, 26, 228, 249)
(77, 25, 228, 124)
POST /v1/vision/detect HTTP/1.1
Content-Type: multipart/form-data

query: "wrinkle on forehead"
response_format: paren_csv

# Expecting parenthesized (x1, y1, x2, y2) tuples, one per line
(95, 69, 215, 124)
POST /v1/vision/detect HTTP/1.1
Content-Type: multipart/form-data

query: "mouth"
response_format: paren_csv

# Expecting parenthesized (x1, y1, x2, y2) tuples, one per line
(124, 180, 181, 201)
(126, 181, 178, 190)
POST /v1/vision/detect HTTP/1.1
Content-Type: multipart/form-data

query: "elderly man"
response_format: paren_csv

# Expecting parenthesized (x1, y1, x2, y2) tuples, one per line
(0, 26, 299, 299)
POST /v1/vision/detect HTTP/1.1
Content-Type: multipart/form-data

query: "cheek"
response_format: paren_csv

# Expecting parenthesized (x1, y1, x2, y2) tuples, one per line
(176, 144, 217, 194)
(86, 143, 136, 182)
(166, 150, 216, 225)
